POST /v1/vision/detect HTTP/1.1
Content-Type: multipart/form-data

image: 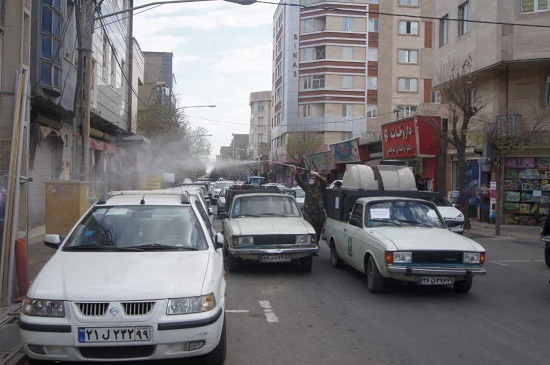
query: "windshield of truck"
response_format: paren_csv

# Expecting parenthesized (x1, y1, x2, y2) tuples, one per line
(231, 195, 301, 218)
(366, 200, 446, 229)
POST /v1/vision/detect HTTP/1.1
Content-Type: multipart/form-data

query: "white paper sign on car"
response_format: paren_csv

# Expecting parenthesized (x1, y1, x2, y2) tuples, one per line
(370, 208, 390, 219)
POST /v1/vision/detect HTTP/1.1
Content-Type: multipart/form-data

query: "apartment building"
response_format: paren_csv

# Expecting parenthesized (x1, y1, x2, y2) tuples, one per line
(269, 0, 432, 166)
(433, 0, 550, 225)
(248, 91, 272, 161)
(138, 51, 176, 110)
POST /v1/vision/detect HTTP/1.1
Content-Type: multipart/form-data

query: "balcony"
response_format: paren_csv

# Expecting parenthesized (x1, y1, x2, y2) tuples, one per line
(495, 114, 521, 135)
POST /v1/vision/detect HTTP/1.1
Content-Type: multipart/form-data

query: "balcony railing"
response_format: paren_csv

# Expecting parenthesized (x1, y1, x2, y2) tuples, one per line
(495, 114, 521, 135)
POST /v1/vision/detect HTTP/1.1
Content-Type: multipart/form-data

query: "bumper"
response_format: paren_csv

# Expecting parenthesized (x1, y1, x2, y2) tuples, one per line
(229, 245, 318, 261)
(387, 265, 486, 277)
(20, 309, 224, 362)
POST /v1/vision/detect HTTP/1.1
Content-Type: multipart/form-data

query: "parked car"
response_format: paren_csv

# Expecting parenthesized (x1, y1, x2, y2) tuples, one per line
(222, 191, 318, 272)
(20, 191, 226, 364)
(292, 187, 305, 210)
(423, 195, 464, 234)
(217, 187, 229, 218)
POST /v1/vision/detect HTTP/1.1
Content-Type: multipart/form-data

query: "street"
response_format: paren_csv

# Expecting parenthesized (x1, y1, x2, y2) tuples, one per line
(22, 210, 550, 365)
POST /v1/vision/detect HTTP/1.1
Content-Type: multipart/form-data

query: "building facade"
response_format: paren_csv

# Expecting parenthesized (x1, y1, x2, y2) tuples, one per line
(138, 51, 176, 110)
(248, 91, 272, 161)
(269, 0, 433, 172)
(432, 0, 550, 224)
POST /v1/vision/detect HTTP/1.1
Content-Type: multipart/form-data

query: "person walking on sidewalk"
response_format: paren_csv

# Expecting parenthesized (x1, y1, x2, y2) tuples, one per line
(291, 166, 327, 247)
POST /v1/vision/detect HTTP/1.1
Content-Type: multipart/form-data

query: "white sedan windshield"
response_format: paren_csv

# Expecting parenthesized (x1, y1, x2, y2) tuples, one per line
(63, 206, 208, 250)
(231, 196, 301, 218)
(366, 201, 446, 229)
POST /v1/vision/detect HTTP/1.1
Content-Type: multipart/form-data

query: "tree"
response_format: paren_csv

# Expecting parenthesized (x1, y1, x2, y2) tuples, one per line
(486, 107, 550, 235)
(423, 56, 490, 229)
(286, 132, 323, 167)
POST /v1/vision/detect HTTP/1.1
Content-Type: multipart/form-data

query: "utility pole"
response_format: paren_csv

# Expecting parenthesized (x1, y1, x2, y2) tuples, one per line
(78, 0, 96, 182)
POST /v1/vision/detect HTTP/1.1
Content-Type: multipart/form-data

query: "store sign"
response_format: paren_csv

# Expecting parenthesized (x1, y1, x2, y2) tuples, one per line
(382, 118, 417, 159)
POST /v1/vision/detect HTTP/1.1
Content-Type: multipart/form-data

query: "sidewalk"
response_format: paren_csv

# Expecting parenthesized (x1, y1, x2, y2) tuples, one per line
(467, 219, 542, 241)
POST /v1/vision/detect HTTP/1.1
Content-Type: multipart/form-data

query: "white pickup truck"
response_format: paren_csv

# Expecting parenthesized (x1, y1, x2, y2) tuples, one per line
(324, 164, 486, 293)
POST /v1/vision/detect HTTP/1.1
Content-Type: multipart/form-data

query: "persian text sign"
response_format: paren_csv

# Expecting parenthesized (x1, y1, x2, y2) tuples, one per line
(330, 138, 361, 163)
(382, 118, 417, 159)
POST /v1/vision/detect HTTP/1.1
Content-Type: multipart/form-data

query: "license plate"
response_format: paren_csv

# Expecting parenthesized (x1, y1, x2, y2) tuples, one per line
(78, 326, 152, 343)
(418, 277, 454, 285)
(260, 255, 291, 263)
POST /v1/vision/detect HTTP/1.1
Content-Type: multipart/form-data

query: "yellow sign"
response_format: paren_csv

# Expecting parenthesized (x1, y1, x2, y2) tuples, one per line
(141, 174, 162, 190)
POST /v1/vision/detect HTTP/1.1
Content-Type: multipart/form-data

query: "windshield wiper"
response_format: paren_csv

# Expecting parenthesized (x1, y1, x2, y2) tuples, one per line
(64, 243, 143, 251)
(131, 243, 198, 251)
(233, 214, 261, 218)
(370, 220, 402, 227)
(259, 213, 288, 217)
(396, 220, 432, 228)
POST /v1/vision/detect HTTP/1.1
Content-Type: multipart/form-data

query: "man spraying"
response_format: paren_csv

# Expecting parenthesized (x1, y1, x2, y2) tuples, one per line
(290, 166, 327, 247)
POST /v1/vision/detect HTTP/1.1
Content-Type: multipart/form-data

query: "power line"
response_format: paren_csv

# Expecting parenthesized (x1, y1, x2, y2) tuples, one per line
(257, 1, 550, 29)
(95, 4, 163, 29)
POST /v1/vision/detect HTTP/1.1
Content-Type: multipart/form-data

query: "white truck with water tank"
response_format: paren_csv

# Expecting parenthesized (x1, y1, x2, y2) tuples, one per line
(323, 164, 486, 293)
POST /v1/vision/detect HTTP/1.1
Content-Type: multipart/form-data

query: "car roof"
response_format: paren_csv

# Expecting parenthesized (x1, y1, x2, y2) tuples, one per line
(357, 196, 438, 205)
(100, 190, 198, 206)
(234, 193, 295, 198)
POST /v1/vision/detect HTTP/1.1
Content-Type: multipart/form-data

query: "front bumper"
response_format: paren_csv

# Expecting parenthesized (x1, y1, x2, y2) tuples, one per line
(19, 308, 224, 362)
(228, 245, 318, 261)
(387, 265, 486, 277)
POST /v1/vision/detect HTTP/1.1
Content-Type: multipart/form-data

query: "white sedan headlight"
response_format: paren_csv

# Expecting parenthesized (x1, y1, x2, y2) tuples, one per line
(455, 213, 464, 220)
(23, 298, 65, 317)
(295, 234, 315, 244)
(463, 252, 481, 264)
(233, 236, 253, 246)
(393, 252, 412, 264)
(167, 293, 216, 315)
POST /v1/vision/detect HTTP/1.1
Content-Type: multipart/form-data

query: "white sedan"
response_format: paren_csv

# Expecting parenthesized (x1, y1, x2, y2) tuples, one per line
(20, 191, 226, 364)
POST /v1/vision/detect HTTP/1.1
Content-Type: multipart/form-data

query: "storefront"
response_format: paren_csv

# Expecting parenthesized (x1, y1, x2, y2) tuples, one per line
(502, 157, 550, 226)
(381, 116, 441, 191)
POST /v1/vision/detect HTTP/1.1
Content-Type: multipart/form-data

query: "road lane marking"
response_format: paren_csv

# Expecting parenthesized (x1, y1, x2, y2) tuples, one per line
(490, 260, 509, 267)
(490, 259, 545, 266)
(258, 300, 279, 323)
(226, 310, 250, 313)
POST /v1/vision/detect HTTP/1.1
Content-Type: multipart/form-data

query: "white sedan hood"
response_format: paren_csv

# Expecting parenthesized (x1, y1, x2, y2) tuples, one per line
(375, 228, 483, 252)
(437, 206, 464, 220)
(234, 217, 314, 235)
(28, 251, 210, 301)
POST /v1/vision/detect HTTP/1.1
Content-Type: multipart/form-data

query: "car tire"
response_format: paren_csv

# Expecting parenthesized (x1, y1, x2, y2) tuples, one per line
(227, 254, 241, 273)
(27, 359, 52, 365)
(545, 244, 550, 268)
(300, 256, 313, 272)
(454, 276, 473, 293)
(204, 315, 226, 365)
(366, 256, 384, 293)
(330, 241, 343, 268)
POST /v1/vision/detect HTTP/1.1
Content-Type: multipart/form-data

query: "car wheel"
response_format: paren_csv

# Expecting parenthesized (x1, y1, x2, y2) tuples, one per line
(27, 359, 52, 365)
(366, 256, 384, 293)
(300, 256, 313, 272)
(204, 315, 226, 365)
(545, 244, 550, 268)
(454, 276, 473, 293)
(227, 254, 241, 273)
(330, 241, 343, 268)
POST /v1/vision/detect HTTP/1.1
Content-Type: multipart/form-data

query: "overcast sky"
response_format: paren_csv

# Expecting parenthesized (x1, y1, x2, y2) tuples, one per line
(132, 0, 275, 161)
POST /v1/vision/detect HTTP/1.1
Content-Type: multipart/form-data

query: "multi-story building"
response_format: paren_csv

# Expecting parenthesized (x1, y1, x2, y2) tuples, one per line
(248, 91, 272, 161)
(138, 51, 176, 109)
(432, 0, 550, 225)
(269, 0, 432, 171)
(231, 134, 250, 161)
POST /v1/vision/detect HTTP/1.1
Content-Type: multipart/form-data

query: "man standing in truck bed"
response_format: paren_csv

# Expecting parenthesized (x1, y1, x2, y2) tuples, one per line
(291, 166, 327, 247)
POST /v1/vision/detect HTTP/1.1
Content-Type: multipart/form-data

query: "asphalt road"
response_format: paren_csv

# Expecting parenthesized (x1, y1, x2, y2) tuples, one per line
(23, 210, 550, 365)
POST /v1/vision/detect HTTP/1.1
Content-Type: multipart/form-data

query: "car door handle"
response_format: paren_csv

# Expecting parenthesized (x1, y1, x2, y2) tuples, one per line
(343, 228, 347, 232)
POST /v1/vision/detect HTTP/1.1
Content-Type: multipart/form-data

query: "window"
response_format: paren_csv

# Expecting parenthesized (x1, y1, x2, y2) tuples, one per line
(366, 105, 377, 118)
(431, 90, 441, 104)
(367, 48, 378, 61)
(521, 0, 549, 13)
(367, 0, 379, 3)
(302, 105, 312, 117)
(439, 15, 448, 47)
(397, 105, 417, 119)
(342, 105, 353, 117)
(343, 17, 354, 31)
(398, 78, 418, 92)
(342, 46, 353, 60)
(368, 18, 379, 32)
(545, 76, 550, 108)
(398, 49, 418, 64)
(367, 77, 378, 90)
(399, 20, 419, 35)
(102, 32, 109, 80)
(459, 1, 470, 35)
(303, 47, 313, 61)
(399, 0, 419, 5)
(303, 75, 325, 89)
(342, 75, 353, 89)
(315, 46, 326, 60)
(304, 18, 313, 32)
(110, 47, 116, 87)
(40, 0, 63, 90)
(350, 203, 364, 227)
